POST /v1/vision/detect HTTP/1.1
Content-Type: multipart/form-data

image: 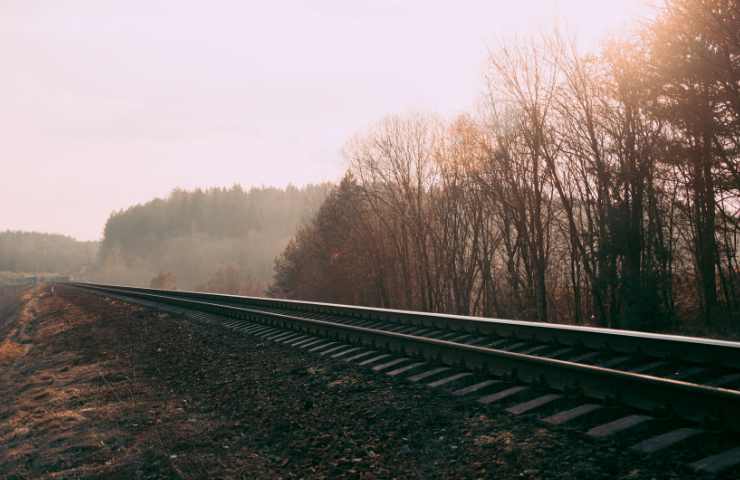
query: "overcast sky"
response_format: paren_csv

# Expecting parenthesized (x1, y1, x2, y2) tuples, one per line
(1, 1, 655, 240)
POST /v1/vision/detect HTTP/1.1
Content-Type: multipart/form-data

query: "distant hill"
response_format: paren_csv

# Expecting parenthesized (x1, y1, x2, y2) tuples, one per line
(0, 231, 98, 275)
(90, 184, 333, 293)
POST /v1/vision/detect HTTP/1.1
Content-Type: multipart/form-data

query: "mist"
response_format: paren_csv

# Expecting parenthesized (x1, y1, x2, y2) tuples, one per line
(1, 0, 654, 241)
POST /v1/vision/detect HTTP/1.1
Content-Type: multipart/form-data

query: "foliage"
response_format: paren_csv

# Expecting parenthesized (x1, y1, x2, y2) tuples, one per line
(0, 231, 98, 275)
(270, 0, 740, 335)
(196, 265, 263, 296)
(91, 184, 332, 293)
(150, 272, 177, 290)
(270, 174, 379, 304)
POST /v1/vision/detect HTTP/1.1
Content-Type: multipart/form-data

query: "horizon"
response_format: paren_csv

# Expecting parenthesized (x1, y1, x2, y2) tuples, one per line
(2, 1, 655, 241)
(0, 180, 331, 242)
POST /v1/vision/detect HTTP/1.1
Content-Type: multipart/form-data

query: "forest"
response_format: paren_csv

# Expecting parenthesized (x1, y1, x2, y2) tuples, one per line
(91, 184, 331, 294)
(0, 231, 98, 276)
(270, 0, 740, 335)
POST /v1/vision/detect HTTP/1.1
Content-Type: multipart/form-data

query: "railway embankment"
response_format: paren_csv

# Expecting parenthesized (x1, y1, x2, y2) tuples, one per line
(0, 286, 705, 479)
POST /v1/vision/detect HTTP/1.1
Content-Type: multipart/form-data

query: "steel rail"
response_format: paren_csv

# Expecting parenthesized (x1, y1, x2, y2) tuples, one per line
(67, 281, 740, 368)
(68, 281, 740, 432)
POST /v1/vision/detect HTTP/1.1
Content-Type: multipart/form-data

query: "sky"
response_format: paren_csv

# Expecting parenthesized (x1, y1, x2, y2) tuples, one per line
(1, 1, 656, 241)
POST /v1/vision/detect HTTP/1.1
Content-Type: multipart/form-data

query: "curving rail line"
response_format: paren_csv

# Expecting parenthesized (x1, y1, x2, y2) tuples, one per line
(66, 281, 740, 435)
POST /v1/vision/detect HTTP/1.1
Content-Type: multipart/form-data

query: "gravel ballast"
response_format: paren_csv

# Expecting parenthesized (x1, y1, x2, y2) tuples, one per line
(0, 286, 718, 478)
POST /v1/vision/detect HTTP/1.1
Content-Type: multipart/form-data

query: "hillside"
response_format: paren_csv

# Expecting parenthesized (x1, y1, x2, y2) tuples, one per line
(91, 184, 332, 293)
(0, 231, 98, 276)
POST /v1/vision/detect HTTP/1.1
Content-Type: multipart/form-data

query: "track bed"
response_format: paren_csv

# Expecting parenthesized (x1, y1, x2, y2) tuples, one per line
(0, 286, 730, 479)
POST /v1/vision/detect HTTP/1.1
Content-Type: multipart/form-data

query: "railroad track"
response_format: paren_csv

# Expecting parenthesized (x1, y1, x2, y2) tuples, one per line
(67, 281, 740, 475)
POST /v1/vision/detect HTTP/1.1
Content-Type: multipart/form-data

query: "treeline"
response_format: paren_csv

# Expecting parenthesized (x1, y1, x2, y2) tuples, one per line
(92, 184, 332, 293)
(0, 231, 98, 275)
(271, 0, 740, 334)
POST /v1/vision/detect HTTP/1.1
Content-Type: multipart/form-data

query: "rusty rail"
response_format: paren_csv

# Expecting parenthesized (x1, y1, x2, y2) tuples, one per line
(67, 281, 740, 432)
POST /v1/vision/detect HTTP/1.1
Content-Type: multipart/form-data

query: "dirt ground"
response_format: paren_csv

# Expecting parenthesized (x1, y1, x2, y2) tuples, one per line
(0, 285, 715, 479)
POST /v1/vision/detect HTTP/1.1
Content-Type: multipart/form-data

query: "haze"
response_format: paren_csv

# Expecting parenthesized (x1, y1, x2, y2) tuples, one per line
(1, 0, 654, 241)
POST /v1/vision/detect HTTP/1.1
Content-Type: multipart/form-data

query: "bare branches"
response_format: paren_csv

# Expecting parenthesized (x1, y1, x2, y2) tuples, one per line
(272, 1, 740, 332)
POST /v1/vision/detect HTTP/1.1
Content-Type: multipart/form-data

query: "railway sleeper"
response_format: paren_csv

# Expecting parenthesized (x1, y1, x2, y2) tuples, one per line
(71, 285, 740, 476)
